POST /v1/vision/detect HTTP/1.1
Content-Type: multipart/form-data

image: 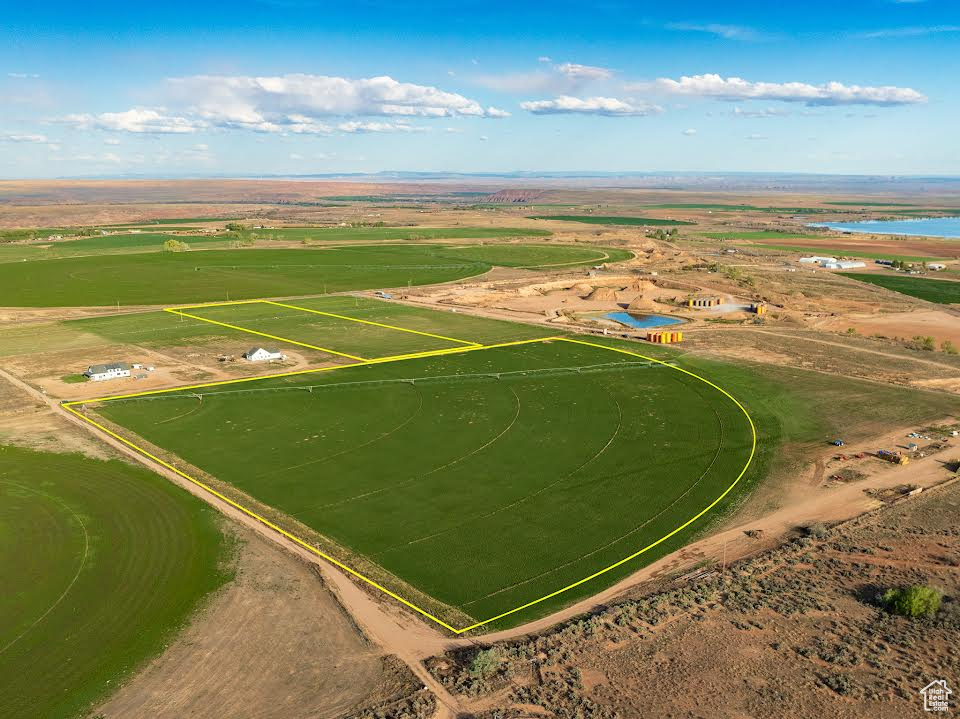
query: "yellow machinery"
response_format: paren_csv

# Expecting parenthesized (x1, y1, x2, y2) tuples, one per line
(646, 330, 683, 344)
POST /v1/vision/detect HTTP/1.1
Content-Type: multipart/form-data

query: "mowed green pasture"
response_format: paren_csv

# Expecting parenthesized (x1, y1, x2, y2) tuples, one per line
(530, 215, 695, 227)
(0, 445, 227, 719)
(429, 243, 632, 267)
(0, 243, 627, 307)
(288, 296, 558, 347)
(96, 339, 754, 628)
(178, 300, 472, 358)
(839, 272, 960, 304)
(254, 226, 551, 242)
(0, 296, 555, 359)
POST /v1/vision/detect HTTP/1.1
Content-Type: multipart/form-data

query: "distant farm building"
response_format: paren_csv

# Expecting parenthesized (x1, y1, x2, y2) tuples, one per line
(687, 296, 721, 308)
(929, 263, 946, 271)
(822, 260, 866, 270)
(750, 302, 767, 315)
(800, 256, 866, 270)
(84, 362, 131, 382)
(646, 330, 682, 344)
(243, 347, 285, 362)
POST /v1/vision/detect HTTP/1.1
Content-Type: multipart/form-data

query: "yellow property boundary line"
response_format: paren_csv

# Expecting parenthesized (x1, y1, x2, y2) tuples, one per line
(163, 299, 482, 362)
(62, 326, 756, 634)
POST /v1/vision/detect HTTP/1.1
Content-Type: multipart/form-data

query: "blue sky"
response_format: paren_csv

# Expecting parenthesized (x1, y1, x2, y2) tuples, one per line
(1, 0, 957, 177)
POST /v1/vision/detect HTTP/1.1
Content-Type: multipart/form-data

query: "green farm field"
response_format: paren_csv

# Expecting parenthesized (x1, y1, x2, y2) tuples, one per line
(0, 243, 621, 307)
(839, 272, 960, 304)
(253, 226, 551, 242)
(92, 338, 755, 629)
(173, 300, 475, 359)
(0, 445, 227, 719)
(0, 296, 555, 359)
(530, 215, 695, 227)
(429, 243, 633, 267)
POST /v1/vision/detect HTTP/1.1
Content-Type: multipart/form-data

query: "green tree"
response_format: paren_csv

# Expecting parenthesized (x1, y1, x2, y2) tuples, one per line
(942, 340, 958, 355)
(881, 585, 942, 618)
(162, 239, 190, 252)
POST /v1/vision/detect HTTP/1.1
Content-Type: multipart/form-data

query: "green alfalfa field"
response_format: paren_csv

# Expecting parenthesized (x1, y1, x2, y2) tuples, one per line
(91, 337, 755, 629)
(0, 445, 228, 719)
(0, 243, 630, 307)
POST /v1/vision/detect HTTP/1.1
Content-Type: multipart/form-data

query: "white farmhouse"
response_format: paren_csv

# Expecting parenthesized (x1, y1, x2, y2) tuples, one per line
(243, 347, 285, 362)
(84, 362, 132, 381)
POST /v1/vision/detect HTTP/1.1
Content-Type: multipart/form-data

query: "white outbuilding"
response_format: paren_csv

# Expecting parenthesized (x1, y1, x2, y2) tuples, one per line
(243, 347, 285, 362)
(822, 260, 867, 270)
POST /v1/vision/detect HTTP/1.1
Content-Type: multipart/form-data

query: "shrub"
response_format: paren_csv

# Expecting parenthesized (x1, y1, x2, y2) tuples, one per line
(468, 648, 503, 679)
(804, 522, 829, 540)
(942, 340, 958, 355)
(881, 585, 942, 618)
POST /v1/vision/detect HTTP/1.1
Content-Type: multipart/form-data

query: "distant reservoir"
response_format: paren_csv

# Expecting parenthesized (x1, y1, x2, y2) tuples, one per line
(809, 216, 960, 239)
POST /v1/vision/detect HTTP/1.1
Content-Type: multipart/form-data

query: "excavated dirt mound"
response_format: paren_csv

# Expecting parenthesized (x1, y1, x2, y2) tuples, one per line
(626, 295, 660, 311)
(583, 287, 621, 301)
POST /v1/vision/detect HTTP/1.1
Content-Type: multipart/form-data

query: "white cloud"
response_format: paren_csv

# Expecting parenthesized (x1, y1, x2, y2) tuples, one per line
(0, 131, 48, 143)
(166, 74, 500, 135)
(7, 72, 40, 79)
(666, 23, 768, 41)
(682, 128, 697, 136)
(474, 62, 611, 95)
(732, 106, 789, 118)
(103, 137, 121, 145)
(520, 95, 662, 116)
(336, 120, 427, 133)
(643, 74, 926, 106)
(57, 108, 206, 133)
(746, 134, 768, 140)
(556, 63, 613, 80)
(538, 56, 552, 63)
(857, 25, 960, 39)
(486, 106, 511, 118)
(479, 135, 489, 141)
(289, 153, 303, 160)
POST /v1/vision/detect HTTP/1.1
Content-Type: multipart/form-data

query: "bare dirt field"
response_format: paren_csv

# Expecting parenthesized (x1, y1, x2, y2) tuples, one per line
(742, 237, 960, 260)
(817, 309, 960, 347)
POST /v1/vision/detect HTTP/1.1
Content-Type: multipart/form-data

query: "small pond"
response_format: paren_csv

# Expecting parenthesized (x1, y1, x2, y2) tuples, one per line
(604, 312, 684, 329)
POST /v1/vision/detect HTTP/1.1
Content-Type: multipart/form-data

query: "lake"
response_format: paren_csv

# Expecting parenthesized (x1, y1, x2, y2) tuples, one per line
(605, 312, 684, 329)
(809, 216, 960, 239)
